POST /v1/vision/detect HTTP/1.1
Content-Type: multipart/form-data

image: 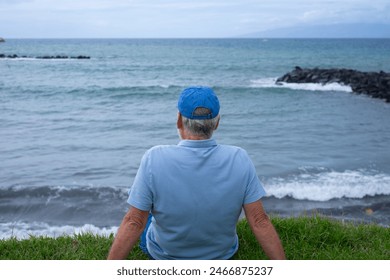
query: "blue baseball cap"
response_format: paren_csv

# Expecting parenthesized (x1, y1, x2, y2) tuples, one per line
(178, 86, 220, 119)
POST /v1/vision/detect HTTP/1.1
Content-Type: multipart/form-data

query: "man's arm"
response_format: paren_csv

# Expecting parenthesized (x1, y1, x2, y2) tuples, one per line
(243, 200, 286, 260)
(107, 206, 149, 260)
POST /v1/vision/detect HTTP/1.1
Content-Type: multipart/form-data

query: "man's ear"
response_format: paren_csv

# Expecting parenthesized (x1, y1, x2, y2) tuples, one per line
(214, 115, 220, 130)
(177, 112, 183, 129)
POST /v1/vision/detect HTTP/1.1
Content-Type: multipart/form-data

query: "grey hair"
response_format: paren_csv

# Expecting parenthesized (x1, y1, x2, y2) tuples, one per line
(181, 107, 220, 139)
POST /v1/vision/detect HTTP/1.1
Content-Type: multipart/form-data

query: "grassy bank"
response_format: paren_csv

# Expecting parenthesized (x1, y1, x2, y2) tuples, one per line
(1, 216, 389, 260)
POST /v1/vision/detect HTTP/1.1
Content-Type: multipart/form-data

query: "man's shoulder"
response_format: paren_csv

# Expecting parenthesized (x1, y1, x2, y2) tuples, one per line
(218, 143, 247, 153)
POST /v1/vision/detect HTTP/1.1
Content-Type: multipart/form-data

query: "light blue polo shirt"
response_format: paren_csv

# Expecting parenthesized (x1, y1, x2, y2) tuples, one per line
(128, 139, 266, 260)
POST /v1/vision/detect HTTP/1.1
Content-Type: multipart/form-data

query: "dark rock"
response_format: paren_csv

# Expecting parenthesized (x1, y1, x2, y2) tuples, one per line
(0, 53, 90, 59)
(276, 67, 390, 102)
(71, 55, 90, 59)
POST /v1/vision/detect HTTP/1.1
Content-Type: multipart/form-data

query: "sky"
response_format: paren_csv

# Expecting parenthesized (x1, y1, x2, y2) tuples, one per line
(1, 0, 389, 38)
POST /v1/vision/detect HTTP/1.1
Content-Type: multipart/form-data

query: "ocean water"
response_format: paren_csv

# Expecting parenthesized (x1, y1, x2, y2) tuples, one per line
(1, 39, 390, 239)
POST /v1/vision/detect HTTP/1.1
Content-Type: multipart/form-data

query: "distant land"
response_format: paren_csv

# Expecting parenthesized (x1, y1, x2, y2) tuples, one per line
(239, 23, 390, 38)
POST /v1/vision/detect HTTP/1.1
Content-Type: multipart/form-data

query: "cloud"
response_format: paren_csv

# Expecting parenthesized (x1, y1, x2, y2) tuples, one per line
(1, 0, 390, 38)
(299, 2, 390, 26)
(0, 0, 33, 4)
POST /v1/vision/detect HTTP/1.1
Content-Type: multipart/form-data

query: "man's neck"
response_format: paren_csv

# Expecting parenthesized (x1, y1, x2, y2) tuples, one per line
(178, 130, 209, 141)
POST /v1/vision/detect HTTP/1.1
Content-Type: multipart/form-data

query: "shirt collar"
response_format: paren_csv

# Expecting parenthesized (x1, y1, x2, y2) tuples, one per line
(178, 139, 217, 148)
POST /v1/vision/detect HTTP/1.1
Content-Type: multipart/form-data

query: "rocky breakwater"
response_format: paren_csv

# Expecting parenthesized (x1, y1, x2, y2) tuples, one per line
(0, 54, 90, 59)
(276, 67, 390, 102)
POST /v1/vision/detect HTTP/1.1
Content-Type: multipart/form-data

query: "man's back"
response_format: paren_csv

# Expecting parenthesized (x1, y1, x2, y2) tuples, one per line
(107, 86, 285, 261)
(128, 139, 265, 259)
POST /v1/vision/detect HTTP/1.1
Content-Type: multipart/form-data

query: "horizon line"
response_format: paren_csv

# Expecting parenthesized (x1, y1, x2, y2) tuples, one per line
(2, 36, 390, 40)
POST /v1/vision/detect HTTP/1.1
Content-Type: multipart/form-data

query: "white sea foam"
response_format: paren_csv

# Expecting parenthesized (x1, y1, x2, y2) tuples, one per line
(265, 170, 390, 201)
(250, 77, 353, 92)
(1, 57, 37, 61)
(0, 221, 118, 240)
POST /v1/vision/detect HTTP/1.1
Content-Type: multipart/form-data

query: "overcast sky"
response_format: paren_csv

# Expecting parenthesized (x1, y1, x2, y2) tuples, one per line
(1, 0, 389, 38)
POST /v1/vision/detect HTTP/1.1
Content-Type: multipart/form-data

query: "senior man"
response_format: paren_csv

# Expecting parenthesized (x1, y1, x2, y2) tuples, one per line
(108, 86, 285, 260)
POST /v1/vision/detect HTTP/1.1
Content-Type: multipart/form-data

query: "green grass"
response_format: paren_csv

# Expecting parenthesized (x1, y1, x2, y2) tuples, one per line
(1, 216, 389, 260)
(235, 216, 389, 260)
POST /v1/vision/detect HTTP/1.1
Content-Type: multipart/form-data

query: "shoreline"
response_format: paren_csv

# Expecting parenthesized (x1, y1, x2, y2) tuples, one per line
(1, 194, 389, 240)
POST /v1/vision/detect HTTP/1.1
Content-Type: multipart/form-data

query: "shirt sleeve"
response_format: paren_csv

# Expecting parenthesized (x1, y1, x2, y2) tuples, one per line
(243, 151, 267, 205)
(127, 150, 154, 211)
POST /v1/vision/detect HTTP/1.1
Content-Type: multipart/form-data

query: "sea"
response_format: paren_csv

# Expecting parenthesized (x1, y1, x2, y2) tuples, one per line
(1, 38, 390, 240)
